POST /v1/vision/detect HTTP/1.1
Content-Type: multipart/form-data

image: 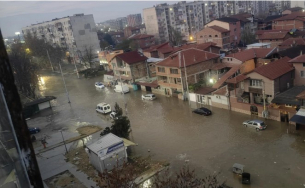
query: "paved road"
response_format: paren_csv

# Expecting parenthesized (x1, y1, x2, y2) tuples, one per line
(32, 69, 305, 188)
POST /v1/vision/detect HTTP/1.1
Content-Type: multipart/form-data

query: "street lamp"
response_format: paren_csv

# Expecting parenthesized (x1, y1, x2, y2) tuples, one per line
(59, 130, 68, 154)
(59, 62, 71, 103)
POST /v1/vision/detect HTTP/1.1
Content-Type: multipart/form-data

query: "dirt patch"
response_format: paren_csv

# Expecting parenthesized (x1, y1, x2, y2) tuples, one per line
(65, 125, 102, 143)
(44, 170, 86, 188)
(65, 147, 167, 187)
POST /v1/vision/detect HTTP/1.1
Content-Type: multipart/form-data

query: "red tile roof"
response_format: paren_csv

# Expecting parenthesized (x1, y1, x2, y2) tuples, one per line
(130, 34, 154, 40)
(212, 86, 227, 95)
(255, 29, 289, 36)
(226, 74, 249, 84)
(226, 48, 275, 62)
(258, 31, 288, 40)
(195, 87, 216, 95)
(156, 48, 219, 68)
(253, 56, 294, 80)
(117, 51, 148, 65)
(158, 46, 175, 54)
(213, 66, 240, 88)
(142, 42, 173, 54)
(274, 12, 305, 21)
(280, 38, 305, 48)
(169, 42, 220, 55)
(296, 90, 305, 99)
(288, 54, 305, 63)
(209, 25, 230, 33)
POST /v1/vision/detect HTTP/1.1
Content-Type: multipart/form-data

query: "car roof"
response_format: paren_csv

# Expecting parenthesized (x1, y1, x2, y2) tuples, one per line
(252, 119, 264, 123)
(145, 94, 154, 96)
(97, 103, 110, 106)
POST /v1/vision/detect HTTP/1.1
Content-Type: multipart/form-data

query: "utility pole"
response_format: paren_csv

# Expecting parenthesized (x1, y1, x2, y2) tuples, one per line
(118, 71, 128, 118)
(59, 62, 71, 103)
(72, 50, 80, 78)
(46, 49, 54, 72)
(183, 54, 190, 104)
(59, 130, 68, 154)
(262, 80, 268, 118)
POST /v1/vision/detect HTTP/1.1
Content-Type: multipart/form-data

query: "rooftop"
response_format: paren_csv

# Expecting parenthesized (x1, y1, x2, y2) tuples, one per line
(280, 38, 305, 48)
(213, 66, 240, 89)
(226, 74, 249, 84)
(212, 86, 227, 96)
(87, 133, 123, 153)
(117, 51, 147, 65)
(271, 85, 305, 105)
(129, 34, 154, 40)
(194, 87, 216, 95)
(258, 31, 288, 40)
(156, 48, 219, 68)
(274, 12, 305, 21)
(288, 54, 305, 63)
(24, 96, 56, 107)
(284, 7, 304, 12)
(216, 17, 240, 23)
(253, 56, 294, 80)
(260, 15, 283, 23)
(209, 25, 230, 33)
(277, 45, 305, 59)
(225, 48, 276, 62)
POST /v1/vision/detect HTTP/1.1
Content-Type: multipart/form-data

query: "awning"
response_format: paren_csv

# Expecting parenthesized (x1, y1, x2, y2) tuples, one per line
(290, 115, 305, 125)
(136, 80, 159, 88)
(122, 138, 136, 147)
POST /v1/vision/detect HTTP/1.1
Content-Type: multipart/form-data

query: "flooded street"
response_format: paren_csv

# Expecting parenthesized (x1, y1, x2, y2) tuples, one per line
(38, 71, 305, 188)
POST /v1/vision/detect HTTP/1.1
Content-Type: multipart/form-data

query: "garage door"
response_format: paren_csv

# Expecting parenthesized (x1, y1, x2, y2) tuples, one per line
(38, 102, 50, 110)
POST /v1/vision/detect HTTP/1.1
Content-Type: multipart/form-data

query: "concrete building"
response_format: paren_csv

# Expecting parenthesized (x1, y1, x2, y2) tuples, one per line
(272, 12, 305, 31)
(289, 54, 305, 86)
(127, 14, 142, 27)
(22, 14, 100, 63)
(196, 25, 231, 49)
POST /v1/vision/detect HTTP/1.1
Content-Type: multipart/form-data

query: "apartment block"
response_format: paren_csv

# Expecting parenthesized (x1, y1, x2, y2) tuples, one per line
(22, 14, 100, 63)
(127, 14, 142, 27)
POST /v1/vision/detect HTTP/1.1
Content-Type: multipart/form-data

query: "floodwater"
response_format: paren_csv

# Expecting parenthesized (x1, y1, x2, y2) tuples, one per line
(38, 70, 305, 188)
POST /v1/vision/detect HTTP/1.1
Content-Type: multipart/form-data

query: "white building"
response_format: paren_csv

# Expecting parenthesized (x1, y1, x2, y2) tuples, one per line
(290, 1, 305, 9)
(22, 13, 100, 63)
(85, 133, 127, 173)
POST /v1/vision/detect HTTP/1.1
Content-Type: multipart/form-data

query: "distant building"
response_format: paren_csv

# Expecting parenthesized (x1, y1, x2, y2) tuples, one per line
(124, 26, 141, 38)
(282, 7, 304, 15)
(290, 1, 305, 9)
(289, 54, 305, 86)
(127, 14, 142, 27)
(128, 34, 155, 50)
(272, 12, 305, 30)
(196, 25, 231, 49)
(22, 14, 100, 63)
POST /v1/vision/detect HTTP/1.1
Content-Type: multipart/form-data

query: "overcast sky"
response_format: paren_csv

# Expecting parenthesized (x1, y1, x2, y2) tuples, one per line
(0, 1, 173, 38)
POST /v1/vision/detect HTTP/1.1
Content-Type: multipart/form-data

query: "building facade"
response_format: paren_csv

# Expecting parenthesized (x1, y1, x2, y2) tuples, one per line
(22, 14, 100, 63)
(127, 14, 142, 27)
(196, 25, 231, 49)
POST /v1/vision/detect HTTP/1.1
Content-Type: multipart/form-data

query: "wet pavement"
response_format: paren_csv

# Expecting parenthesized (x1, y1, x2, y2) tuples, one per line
(33, 67, 305, 188)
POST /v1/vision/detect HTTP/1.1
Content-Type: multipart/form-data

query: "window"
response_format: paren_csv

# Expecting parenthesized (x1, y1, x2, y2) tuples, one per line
(285, 104, 292, 107)
(158, 67, 165, 73)
(250, 79, 262, 87)
(301, 71, 305, 78)
(170, 68, 178, 74)
(209, 35, 212, 37)
(303, 63, 305, 67)
(215, 35, 218, 37)
(174, 78, 181, 84)
(287, 83, 290, 88)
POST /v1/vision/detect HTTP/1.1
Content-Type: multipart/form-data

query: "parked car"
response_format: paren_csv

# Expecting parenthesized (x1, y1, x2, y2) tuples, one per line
(192, 107, 212, 116)
(28, 127, 40, 134)
(95, 82, 105, 89)
(96, 103, 112, 114)
(142, 94, 156, 100)
(243, 119, 267, 131)
(114, 85, 129, 94)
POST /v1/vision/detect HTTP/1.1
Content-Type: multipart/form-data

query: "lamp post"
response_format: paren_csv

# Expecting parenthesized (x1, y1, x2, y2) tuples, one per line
(59, 130, 68, 154)
(72, 49, 80, 78)
(46, 49, 54, 72)
(59, 62, 71, 103)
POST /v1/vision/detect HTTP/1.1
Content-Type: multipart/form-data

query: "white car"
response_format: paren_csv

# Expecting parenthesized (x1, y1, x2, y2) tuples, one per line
(95, 82, 105, 89)
(96, 103, 111, 114)
(110, 111, 117, 119)
(142, 94, 156, 100)
(114, 85, 129, 94)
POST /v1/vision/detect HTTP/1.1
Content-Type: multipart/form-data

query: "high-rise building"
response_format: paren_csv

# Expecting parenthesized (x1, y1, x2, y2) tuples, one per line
(127, 14, 142, 27)
(22, 14, 100, 63)
(291, 1, 305, 9)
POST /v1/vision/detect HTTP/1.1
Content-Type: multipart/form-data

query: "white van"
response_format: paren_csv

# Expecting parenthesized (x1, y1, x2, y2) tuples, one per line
(96, 103, 112, 114)
(114, 85, 129, 94)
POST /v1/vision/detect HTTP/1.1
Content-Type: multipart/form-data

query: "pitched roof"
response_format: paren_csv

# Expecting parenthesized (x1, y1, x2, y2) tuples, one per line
(225, 48, 275, 62)
(24, 96, 56, 107)
(279, 38, 305, 48)
(209, 25, 230, 33)
(284, 7, 304, 12)
(253, 56, 294, 80)
(129, 34, 154, 40)
(229, 13, 252, 23)
(226, 74, 249, 84)
(288, 54, 305, 63)
(271, 85, 305, 105)
(274, 12, 305, 21)
(117, 51, 148, 65)
(212, 86, 227, 96)
(277, 45, 305, 58)
(143, 42, 172, 53)
(217, 17, 240, 23)
(169, 42, 220, 55)
(255, 29, 289, 36)
(213, 66, 240, 89)
(194, 87, 216, 95)
(296, 90, 305, 99)
(260, 15, 283, 23)
(105, 50, 124, 62)
(258, 31, 288, 40)
(156, 48, 219, 68)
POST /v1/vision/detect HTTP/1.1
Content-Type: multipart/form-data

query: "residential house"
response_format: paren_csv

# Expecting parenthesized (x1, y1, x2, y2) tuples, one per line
(205, 17, 242, 46)
(177, 42, 221, 54)
(289, 54, 305, 86)
(257, 30, 291, 48)
(128, 34, 155, 50)
(229, 12, 257, 35)
(155, 48, 219, 99)
(272, 12, 305, 31)
(196, 26, 231, 49)
(111, 51, 148, 83)
(270, 45, 305, 59)
(223, 48, 276, 69)
(143, 42, 175, 59)
(257, 15, 283, 30)
(282, 7, 304, 15)
(124, 26, 141, 38)
(228, 57, 294, 119)
(100, 50, 124, 71)
(278, 38, 305, 50)
(270, 85, 305, 122)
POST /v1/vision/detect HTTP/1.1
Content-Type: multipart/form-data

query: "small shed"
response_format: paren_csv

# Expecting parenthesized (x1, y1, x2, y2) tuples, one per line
(85, 133, 127, 173)
(23, 96, 56, 118)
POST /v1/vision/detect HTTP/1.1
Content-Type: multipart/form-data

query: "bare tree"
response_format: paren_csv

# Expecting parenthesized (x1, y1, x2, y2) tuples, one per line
(81, 45, 97, 68)
(241, 27, 256, 46)
(168, 26, 184, 46)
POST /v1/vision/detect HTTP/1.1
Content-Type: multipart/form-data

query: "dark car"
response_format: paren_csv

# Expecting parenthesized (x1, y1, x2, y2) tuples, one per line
(193, 107, 212, 116)
(28, 127, 40, 134)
